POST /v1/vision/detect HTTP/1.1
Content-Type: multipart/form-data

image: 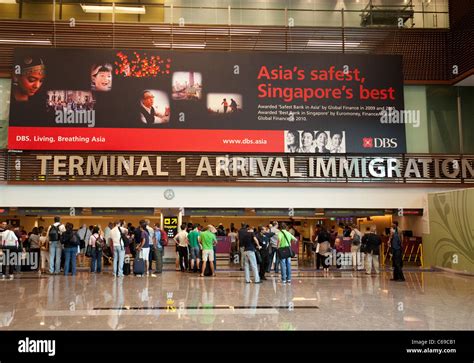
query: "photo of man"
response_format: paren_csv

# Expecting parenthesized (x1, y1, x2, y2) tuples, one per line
(139, 90, 170, 125)
(296, 130, 316, 153)
(329, 131, 346, 153)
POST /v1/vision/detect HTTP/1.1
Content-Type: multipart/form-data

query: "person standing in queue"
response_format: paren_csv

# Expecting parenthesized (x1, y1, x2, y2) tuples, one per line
(198, 225, 217, 277)
(242, 226, 262, 284)
(46, 216, 66, 275)
(237, 223, 248, 271)
(188, 224, 201, 273)
(388, 221, 405, 282)
(110, 220, 128, 278)
(61, 223, 79, 276)
(174, 224, 189, 272)
(255, 225, 274, 281)
(277, 223, 297, 284)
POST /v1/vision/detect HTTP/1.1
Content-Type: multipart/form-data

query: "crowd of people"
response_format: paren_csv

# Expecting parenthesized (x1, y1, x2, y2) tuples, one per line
(0, 218, 405, 282)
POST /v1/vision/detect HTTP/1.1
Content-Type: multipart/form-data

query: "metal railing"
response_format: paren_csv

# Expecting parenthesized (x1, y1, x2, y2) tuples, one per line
(0, 1, 450, 29)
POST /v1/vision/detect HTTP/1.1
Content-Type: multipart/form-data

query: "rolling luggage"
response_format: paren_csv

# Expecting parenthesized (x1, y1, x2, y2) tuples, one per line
(133, 251, 145, 276)
(123, 262, 131, 276)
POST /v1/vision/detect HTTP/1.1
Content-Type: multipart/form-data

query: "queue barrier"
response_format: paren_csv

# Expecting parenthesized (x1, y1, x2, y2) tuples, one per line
(382, 236, 423, 267)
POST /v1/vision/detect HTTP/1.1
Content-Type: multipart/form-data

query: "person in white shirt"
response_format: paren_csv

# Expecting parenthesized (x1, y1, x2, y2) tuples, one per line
(77, 224, 92, 267)
(350, 225, 364, 271)
(46, 216, 66, 275)
(39, 231, 49, 275)
(110, 220, 128, 277)
(1, 224, 19, 279)
(104, 222, 113, 246)
(267, 221, 280, 273)
(144, 219, 156, 276)
(174, 224, 189, 272)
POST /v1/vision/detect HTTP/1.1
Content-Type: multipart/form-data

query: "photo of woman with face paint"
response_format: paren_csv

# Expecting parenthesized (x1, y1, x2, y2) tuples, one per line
(12, 56, 46, 102)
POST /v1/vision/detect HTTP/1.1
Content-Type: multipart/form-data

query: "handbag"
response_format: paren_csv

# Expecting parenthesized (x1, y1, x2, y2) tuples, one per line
(85, 244, 93, 258)
(79, 229, 87, 250)
(278, 231, 295, 259)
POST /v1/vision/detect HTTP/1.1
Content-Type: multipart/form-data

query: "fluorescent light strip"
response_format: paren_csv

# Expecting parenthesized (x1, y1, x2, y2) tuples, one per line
(0, 39, 51, 45)
(81, 4, 146, 14)
(149, 27, 261, 36)
(307, 40, 360, 48)
(0, 0, 18, 4)
(153, 42, 206, 49)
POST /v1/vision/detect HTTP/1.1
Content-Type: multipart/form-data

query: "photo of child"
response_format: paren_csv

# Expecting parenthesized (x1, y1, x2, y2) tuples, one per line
(91, 63, 112, 91)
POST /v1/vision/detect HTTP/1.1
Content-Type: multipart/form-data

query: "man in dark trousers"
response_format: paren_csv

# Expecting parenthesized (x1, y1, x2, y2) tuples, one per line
(388, 221, 405, 282)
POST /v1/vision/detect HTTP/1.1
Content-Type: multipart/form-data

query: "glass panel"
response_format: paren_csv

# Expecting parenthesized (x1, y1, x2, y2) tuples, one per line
(61, 4, 100, 22)
(426, 86, 460, 154)
(0, 78, 11, 149)
(22, 3, 54, 21)
(140, 5, 166, 24)
(459, 87, 474, 154)
(0, 4, 19, 20)
(404, 86, 429, 153)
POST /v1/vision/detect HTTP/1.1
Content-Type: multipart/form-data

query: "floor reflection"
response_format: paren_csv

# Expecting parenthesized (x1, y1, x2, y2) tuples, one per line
(0, 270, 472, 330)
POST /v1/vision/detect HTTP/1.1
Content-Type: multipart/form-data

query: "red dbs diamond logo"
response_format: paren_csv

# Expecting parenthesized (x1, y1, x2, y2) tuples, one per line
(363, 137, 373, 148)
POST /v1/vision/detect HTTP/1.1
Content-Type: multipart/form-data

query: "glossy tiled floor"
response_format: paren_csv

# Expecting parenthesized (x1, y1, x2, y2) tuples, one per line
(0, 269, 472, 330)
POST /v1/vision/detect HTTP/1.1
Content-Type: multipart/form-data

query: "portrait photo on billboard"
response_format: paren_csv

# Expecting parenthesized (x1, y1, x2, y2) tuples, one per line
(90, 63, 113, 92)
(285, 130, 346, 154)
(139, 90, 170, 125)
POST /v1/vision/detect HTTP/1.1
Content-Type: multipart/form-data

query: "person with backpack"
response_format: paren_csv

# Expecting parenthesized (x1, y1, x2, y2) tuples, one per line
(110, 220, 128, 278)
(61, 223, 80, 276)
(89, 226, 104, 273)
(144, 220, 156, 274)
(46, 216, 66, 275)
(350, 225, 363, 271)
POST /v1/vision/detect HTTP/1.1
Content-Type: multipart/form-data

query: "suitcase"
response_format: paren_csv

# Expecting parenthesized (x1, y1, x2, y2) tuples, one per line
(123, 262, 131, 276)
(199, 258, 215, 276)
(133, 257, 145, 276)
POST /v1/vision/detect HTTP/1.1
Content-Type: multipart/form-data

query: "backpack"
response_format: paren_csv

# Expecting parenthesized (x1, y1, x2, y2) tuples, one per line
(48, 224, 60, 241)
(352, 231, 361, 246)
(94, 234, 104, 249)
(160, 229, 168, 246)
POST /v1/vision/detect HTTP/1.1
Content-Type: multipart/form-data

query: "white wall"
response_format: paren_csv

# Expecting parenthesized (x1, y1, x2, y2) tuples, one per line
(0, 184, 456, 208)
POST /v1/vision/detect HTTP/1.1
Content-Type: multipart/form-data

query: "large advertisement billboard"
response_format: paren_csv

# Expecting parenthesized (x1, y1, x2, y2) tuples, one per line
(8, 48, 405, 153)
